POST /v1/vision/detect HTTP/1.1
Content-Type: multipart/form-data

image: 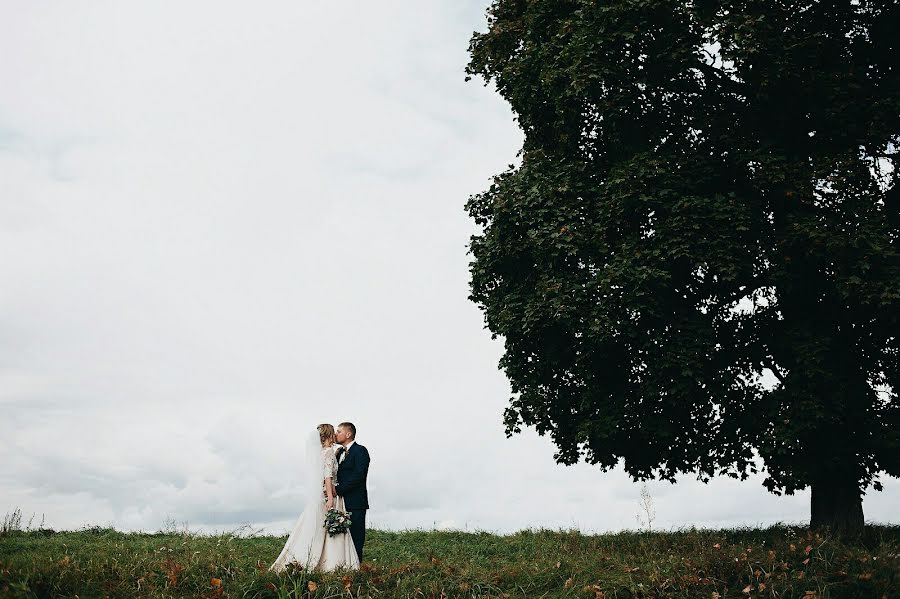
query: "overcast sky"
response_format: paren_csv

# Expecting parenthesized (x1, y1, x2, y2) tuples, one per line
(1, 1, 896, 536)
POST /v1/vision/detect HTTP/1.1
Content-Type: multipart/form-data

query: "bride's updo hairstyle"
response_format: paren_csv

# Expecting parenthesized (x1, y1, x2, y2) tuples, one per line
(318, 423, 336, 447)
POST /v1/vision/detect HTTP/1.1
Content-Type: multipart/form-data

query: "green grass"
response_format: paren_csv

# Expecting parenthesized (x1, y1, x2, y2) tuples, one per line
(1, 513, 897, 598)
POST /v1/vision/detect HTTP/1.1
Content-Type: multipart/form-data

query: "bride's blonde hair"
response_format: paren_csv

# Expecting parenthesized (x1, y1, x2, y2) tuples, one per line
(317, 423, 335, 447)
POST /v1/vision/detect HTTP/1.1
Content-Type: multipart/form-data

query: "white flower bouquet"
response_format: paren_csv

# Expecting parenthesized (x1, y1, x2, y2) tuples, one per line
(324, 507, 352, 537)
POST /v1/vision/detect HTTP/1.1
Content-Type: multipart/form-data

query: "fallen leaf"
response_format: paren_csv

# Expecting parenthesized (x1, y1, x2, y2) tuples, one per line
(804, 544, 812, 554)
(742, 584, 753, 594)
(265, 582, 277, 591)
(789, 543, 796, 552)
(759, 582, 766, 591)
(342, 575, 352, 590)
(564, 578, 574, 588)
(802, 558, 810, 565)
(210, 578, 221, 587)
(711, 593, 720, 599)
(713, 543, 721, 550)
(858, 572, 873, 581)
(307, 580, 318, 592)
(555, 561, 561, 568)
(162, 559, 184, 587)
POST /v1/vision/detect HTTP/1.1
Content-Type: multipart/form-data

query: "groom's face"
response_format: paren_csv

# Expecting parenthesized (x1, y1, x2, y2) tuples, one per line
(336, 426, 347, 444)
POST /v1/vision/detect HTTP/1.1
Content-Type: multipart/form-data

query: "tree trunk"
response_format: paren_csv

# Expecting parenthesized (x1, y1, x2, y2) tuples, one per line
(810, 477, 864, 536)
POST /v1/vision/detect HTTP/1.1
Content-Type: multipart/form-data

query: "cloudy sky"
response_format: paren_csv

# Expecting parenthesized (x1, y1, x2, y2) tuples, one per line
(1, 1, 896, 536)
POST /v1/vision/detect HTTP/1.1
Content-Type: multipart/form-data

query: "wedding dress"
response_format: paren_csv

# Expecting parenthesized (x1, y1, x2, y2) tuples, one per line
(270, 432, 360, 573)
(317, 447, 360, 570)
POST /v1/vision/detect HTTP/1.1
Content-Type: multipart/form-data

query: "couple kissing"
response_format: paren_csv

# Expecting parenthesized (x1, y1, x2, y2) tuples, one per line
(270, 422, 370, 573)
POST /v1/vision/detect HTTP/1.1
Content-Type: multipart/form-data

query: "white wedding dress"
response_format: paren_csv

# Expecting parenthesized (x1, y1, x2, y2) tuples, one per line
(270, 438, 360, 573)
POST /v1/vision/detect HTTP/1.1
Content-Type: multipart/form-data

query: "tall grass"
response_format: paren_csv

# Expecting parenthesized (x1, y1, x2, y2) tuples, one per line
(0, 509, 46, 537)
(0, 510, 897, 598)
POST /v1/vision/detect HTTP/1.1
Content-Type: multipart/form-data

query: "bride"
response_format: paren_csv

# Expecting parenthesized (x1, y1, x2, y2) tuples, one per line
(270, 424, 360, 573)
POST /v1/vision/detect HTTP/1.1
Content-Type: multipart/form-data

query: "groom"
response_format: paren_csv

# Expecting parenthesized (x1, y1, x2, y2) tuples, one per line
(334, 421, 370, 563)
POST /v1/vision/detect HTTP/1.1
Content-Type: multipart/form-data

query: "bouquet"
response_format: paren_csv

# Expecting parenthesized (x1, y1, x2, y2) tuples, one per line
(324, 507, 352, 537)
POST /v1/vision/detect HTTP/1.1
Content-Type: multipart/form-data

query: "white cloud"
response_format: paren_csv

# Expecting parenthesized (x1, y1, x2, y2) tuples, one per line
(1, 0, 897, 537)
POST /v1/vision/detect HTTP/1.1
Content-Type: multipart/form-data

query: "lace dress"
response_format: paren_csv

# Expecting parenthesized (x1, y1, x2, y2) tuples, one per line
(270, 446, 359, 573)
(317, 447, 360, 570)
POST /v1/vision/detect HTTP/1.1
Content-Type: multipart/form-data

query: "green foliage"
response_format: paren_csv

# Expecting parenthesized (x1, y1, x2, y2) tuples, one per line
(464, 0, 900, 508)
(1, 524, 897, 598)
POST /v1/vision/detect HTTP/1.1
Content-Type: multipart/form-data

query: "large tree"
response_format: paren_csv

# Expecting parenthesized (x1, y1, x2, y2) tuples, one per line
(465, 0, 900, 534)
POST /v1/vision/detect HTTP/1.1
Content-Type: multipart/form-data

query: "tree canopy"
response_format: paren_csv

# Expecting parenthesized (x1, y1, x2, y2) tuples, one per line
(465, 0, 900, 532)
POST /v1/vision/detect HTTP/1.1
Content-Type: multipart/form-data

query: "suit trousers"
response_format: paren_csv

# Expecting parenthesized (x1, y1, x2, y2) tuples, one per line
(348, 508, 366, 563)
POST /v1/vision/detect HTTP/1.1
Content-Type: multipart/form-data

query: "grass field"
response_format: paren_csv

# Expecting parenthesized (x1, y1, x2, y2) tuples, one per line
(1, 512, 897, 598)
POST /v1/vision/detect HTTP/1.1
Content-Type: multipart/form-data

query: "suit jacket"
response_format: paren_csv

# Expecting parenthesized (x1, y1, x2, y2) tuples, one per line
(335, 442, 370, 511)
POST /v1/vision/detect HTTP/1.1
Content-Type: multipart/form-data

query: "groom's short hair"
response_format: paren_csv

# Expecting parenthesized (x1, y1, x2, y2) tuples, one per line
(339, 421, 356, 439)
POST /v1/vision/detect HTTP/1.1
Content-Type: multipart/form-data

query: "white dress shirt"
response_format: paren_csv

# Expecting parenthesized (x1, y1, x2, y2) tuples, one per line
(338, 440, 355, 463)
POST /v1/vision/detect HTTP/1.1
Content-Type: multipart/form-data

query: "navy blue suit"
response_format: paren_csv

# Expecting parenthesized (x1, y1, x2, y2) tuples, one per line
(335, 442, 369, 562)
